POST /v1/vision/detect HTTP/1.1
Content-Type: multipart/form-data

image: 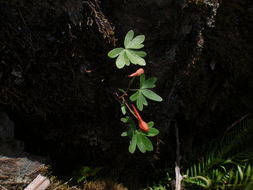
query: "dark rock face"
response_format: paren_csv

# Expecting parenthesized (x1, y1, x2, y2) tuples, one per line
(0, 0, 252, 188)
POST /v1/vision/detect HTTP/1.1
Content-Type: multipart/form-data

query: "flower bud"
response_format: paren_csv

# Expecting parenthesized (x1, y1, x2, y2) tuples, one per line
(131, 104, 149, 132)
(128, 68, 144, 77)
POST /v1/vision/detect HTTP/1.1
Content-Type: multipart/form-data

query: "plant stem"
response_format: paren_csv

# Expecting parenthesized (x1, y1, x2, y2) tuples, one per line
(115, 92, 137, 119)
(175, 121, 183, 190)
(126, 77, 135, 93)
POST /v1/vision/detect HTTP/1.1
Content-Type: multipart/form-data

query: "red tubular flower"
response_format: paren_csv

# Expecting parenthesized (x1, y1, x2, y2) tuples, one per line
(128, 68, 144, 77)
(131, 104, 149, 132)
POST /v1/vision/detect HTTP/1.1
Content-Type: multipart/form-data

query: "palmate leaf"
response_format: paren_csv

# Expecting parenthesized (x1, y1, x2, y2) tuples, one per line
(108, 30, 146, 68)
(130, 76, 162, 111)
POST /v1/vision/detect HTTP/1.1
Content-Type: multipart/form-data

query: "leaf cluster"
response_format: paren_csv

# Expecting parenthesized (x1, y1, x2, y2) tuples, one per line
(130, 74, 163, 111)
(108, 30, 147, 69)
(183, 119, 253, 190)
(121, 117, 159, 154)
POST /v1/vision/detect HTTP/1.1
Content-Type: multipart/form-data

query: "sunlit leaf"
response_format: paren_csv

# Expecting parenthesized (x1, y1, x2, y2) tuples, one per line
(120, 117, 128, 123)
(116, 51, 127, 69)
(108, 48, 124, 58)
(121, 105, 126, 115)
(126, 50, 146, 66)
(130, 50, 147, 57)
(126, 35, 145, 49)
(121, 132, 127, 137)
(124, 30, 134, 48)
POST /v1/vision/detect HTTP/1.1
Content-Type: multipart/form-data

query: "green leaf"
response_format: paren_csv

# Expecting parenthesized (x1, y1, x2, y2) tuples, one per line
(147, 121, 154, 128)
(136, 96, 143, 111)
(118, 88, 126, 93)
(125, 56, 130, 66)
(124, 30, 134, 48)
(140, 74, 146, 87)
(116, 51, 127, 69)
(126, 35, 145, 49)
(108, 48, 124, 58)
(141, 89, 163, 101)
(130, 91, 140, 101)
(142, 136, 153, 151)
(136, 93, 147, 111)
(237, 165, 243, 180)
(120, 117, 128, 123)
(125, 50, 146, 66)
(140, 93, 148, 106)
(146, 128, 159, 137)
(142, 77, 157, 89)
(129, 133, 137, 153)
(121, 105, 126, 115)
(120, 116, 130, 123)
(137, 134, 146, 153)
(131, 50, 147, 57)
(121, 132, 127, 137)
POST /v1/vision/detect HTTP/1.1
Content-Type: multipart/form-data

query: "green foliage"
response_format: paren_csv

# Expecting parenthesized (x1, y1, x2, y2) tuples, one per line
(130, 74, 162, 111)
(143, 119, 253, 189)
(108, 30, 162, 154)
(73, 166, 101, 184)
(183, 154, 253, 190)
(121, 117, 159, 154)
(108, 30, 147, 68)
(183, 119, 253, 190)
(143, 172, 172, 190)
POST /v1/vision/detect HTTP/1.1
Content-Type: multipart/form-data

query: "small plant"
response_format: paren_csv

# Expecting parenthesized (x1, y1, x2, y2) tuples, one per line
(108, 30, 163, 153)
(108, 30, 147, 69)
(74, 166, 101, 183)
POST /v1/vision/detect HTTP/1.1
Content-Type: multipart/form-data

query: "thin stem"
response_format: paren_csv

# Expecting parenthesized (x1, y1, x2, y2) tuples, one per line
(118, 77, 136, 99)
(126, 77, 135, 93)
(175, 121, 183, 190)
(115, 92, 137, 119)
(129, 89, 139, 91)
(124, 100, 137, 119)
